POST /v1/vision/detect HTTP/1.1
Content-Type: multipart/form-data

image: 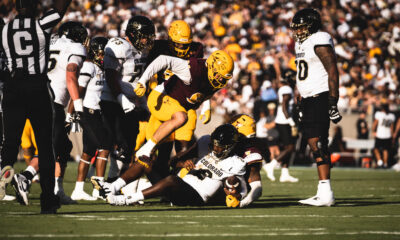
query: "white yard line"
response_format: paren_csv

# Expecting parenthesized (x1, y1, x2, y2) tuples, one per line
(2, 231, 400, 238)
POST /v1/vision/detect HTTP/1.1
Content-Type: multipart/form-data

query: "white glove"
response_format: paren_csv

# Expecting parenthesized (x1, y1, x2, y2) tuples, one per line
(117, 93, 135, 113)
(73, 98, 83, 113)
(239, 181, 262, 208)
(199, 100, 211, 124)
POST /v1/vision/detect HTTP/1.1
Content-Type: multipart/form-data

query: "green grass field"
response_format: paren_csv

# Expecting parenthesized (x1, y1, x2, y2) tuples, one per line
(0, 162, 399, 240)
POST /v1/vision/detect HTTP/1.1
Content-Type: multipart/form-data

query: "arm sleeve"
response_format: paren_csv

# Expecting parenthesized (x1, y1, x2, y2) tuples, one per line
(39, 9, 62, 34)
(238, 176, 248, 200)
(240, 180, 262, 208)
(138, 55, 191, 86)
(68, 55, 85, 68)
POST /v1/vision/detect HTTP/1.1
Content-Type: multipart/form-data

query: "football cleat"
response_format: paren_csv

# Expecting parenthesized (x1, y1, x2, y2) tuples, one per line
(263, 163, 276, 182)
(279, 174, 299, 183)
(299, 193, 335, 207)
(92, 188, 105, 200)
(56, 191, 77, 205)
(91, 176, 113, 198)
(1, 194, 16, 201)
(0, 166, 14, 200)
(71, 189, 97, 201)
(11, 173, 30, 205)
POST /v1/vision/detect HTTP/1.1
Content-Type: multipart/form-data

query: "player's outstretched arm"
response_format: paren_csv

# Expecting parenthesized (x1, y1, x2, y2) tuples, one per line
(53, 0, 72, 17)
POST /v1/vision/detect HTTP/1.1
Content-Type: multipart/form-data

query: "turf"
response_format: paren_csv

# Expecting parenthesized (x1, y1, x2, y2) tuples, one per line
(0, 162, 399, 240)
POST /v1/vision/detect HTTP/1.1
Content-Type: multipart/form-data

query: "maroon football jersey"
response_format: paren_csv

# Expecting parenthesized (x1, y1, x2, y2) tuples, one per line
(148, 40, 205, 85)
(163, 58, 216, 110)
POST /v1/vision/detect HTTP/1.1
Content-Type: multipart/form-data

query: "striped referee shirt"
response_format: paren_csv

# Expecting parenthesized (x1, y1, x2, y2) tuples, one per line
(0, 9, 61, 75)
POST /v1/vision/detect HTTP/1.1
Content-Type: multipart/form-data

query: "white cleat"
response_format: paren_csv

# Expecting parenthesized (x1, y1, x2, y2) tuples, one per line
(107, 194, 127, 206)
(11, 173, 30, 205)
(1, 194, 16, 201)
(263, 163, 276, 181)
(56, 191, 77, 205)
(0, 166, 14, 200)
(392, 163, 400, 172)
(299, 194, 335, 207)
(71, 190, 97, 201)
(279, 174, 299, 183)
(91, 177, 113, 198)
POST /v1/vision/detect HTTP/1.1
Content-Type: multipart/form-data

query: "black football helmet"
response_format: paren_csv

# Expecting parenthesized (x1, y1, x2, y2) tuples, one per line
(88, 36, 108, 68)
(125, 16, 155, 51)
(210, 124, 240, 159)
(290, 8, 321, 42)
(58, 21, 88, 45)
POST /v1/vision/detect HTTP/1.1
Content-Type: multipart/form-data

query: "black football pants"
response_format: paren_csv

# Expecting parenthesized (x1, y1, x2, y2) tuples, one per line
(1, 76, 55, 198)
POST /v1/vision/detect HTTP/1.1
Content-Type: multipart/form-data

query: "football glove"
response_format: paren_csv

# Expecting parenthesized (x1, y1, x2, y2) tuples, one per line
(64, 112, 73, 134)
(199, 109, 211, 124)
(328, 97, 342, 124)
(71, 112, 82, 133)
(117, 93, 135, 113)
(134, 82, 146, 98)
(226, 194, 240, 208)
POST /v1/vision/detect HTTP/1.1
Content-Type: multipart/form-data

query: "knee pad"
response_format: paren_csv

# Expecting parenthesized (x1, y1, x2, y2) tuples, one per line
(312, 149, 331, 167)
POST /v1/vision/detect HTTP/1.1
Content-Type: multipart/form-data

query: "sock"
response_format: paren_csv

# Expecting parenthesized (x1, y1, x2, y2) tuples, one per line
(21, 166, 36, 181)
(270, 159, 278, 167)
(74, 181, 84, 192)
(55, 177, 64, 194)
(116, 160, 124, 173)
(126, 191, 144, 204)
(281, 167, 289, 176)
(93, 176, 104, 182)
(137, 139, 157, 158)
(318, 179, 332, 194)
(122, 180, 139, 196)
(112, 178, 127, 194)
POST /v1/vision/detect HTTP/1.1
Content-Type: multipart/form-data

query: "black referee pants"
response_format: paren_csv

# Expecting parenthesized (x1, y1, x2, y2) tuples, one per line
(1, 76, 55, 198)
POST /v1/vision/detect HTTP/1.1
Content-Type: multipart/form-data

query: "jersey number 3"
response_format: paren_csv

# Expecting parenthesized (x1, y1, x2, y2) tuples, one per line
(295, 60, 308, 81)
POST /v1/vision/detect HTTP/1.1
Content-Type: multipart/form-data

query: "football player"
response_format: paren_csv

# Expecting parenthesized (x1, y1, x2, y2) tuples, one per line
(100, 16, 155, 181)
(92, 50, 234, 198)
(70, 37, 111, 201)
(107, 124, 248, 206)
(12, 21, 88, 205)
(140, 20, 207, 184)
(291, 8, 341, 206)
(265, 71, 299, 183)
(230, 114, 267, 207)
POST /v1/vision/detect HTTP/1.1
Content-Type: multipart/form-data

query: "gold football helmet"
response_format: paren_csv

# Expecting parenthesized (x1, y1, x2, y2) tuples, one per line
(206, 50, 233, 89)
(230, 114, 256, 138)
(168, 20, 192, 58)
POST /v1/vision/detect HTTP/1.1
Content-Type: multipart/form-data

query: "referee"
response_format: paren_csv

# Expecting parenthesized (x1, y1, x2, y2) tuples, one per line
(0, 0, 71, 214)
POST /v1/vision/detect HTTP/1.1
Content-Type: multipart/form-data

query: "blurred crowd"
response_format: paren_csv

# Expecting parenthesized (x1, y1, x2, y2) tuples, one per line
(1, 0, 399, 120)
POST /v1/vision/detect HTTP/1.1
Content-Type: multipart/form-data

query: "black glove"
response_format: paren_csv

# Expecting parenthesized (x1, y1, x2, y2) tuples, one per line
(328, 97, 342, 124)
(293, 98, 304, 125)
(189, 169, 212, 180)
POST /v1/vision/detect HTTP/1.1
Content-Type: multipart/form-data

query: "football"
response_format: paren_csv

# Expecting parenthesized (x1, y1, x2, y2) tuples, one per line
(224, 175, 241, 191)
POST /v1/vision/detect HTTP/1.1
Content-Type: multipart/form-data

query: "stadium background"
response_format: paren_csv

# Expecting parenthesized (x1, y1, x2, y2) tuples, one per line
(1, 0, 399, 165)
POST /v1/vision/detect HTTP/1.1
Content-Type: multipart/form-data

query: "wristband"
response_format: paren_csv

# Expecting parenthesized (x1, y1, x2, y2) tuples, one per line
(73, 99, 83, 112)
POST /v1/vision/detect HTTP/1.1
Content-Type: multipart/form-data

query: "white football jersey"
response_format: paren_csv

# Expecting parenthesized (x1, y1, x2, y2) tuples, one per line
(78, 61, 105, 110)
(295, 31, 333, 98)
(180, 135, 247, 202)
(48, 36, 86, 107)
(102, 37, 147, 102)
(374, 111, 395, 139)
(275, 85, 294, 124)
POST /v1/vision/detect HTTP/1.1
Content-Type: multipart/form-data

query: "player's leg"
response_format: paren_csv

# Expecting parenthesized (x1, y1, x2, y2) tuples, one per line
(136, 91, 188, 159)
(276, 124, 298, 182)
(299, 94, 334, 206)
(52, 103, 75, 204)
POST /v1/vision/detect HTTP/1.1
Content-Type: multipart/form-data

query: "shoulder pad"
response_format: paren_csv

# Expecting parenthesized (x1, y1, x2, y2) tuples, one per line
(310, 31, 333, 47)
(80, 61, 95, 76)
(69, 42, 87, 57)
(105, 37, 133, 59)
